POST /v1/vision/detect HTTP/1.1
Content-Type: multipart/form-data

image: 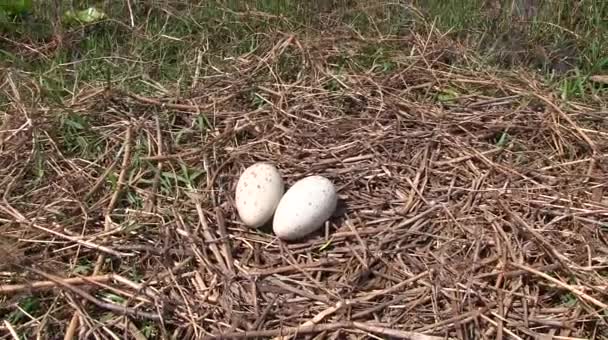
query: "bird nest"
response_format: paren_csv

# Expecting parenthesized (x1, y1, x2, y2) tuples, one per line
(1, 32, 607, 339)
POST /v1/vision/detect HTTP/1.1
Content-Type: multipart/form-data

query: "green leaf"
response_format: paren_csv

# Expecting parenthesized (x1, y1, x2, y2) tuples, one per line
(8, 296, 39, 323)
(107, 172, 118, 190)
(189, 169, 205, 182)
(102, 293, 125, 304)
(73, 263, 92, 275)
(63, 117, 85, 130)
(495, 132, 510, 147)
(319, 239, 332, 251)
(0, 48, 18, 63)
(437, 88, 460, 102)
(161, 171, 189, 184)
(196, 114, 210, 131)
(63, 7, 106, 24)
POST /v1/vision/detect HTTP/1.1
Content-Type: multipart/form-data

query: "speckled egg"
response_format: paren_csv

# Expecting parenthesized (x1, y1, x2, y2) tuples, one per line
(272, 175, 338, 241)
(235, 162, 284, 228)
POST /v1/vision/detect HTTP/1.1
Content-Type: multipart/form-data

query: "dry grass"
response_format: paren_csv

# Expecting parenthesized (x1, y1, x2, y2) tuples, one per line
(1, 17, 608, 340)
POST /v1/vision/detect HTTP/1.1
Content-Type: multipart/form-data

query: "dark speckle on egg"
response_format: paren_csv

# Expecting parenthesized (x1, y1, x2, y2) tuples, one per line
(308, 202, 312, 206)
(257, 184, 261, 189)
(244, 182, 248, 187)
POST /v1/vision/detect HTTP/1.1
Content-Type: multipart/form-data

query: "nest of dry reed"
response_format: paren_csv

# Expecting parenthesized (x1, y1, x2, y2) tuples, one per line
(1, 30, 607, 340)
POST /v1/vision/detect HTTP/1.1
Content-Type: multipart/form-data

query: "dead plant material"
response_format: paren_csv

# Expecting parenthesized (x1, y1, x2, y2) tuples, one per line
(1, 21, 607, 340)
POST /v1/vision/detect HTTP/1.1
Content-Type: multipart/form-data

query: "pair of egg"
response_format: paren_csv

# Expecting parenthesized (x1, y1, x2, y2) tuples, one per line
(234, 162, 337, 241)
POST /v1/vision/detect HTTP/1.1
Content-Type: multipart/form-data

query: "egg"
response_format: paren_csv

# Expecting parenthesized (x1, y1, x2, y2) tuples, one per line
(272, 175, 338, 241)
(235, 162, 284, 228)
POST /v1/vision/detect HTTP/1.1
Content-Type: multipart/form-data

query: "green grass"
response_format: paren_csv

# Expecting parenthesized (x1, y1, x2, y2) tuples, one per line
(7, 296, 40, 324)
(421, 0, 488, 32)
(419, 0, 608, 99)
(1, 0, 605, 105)
(58, 112, 105, 159)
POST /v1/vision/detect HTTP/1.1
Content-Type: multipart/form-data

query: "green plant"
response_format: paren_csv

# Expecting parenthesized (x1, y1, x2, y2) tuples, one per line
(8, 296, 40, 324)
(0, 0, 33, 16)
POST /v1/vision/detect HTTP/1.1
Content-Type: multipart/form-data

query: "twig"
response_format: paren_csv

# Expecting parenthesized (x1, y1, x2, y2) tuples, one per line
(353, 292, 432, 319)
(532, 93, 596, 153)
(510, 262, 608, 310)
(266, 278, 331, 305)
(353, 322, 448, 340)
(0, 274, 112, 294)
(474, 263, 561, 280)
(433, 147, 503, 166)
(415, 303, 496, 333)
(3, 320, 20, 340)
(479, 314, 524, 340)
(0, 204, 131, 258)
(193, 200, 229, 273)
(37, 222, 131, 257)
(144, 115, 164, 212)
(204, 322, 446, 339)
(28, 268, 161, 321)
(273, 301, 350, 340)
(500, 201, 574, 271)
(215, 207, 235, 275)
(65, 125, 133, 339)
(244, 259, 340, 276)
(355, 270, 430, 302)
(82, 158, 119, 201)
(125, 91, 235, 113)
(126, 0, 135, 27)
(105, 126, 133, 215)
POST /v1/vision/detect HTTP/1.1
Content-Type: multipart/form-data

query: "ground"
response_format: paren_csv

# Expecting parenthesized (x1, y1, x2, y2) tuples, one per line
(0, 1, 607, 339)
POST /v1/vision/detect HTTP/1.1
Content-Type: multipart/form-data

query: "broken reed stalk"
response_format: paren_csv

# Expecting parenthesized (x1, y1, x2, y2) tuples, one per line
(65, 125, 136, 339)
(205, 322, 447, 340)
(0, 274, 113, 294)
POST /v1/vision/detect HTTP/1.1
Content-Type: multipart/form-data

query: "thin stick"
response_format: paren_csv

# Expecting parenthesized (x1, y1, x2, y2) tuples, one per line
(215, 207, 235, 275)
(105, 126, 133, 215)
(126, 0, 135, 27)
(532, 93, 596, 152)
(267, 278, 330, 304)
(83, 158, 119, 202)
(65, 125, 133, 339)
(194, 200, 228, 272)
(143, 115, 164, 212)
(28, 268, 161, 321)
(204, 322, 446, 340)
(0, 274, 113, 294)
(479, 314, 524, 340)
(510, 262, 607, 310)
(353, 322, 447, 340)
(125, 91, 235, 113)
(241, 258, 339, 276)
(272, 301, 350, 340)
(355, 270, 429, 302)
(92, 125, 133, 274)
(3, 320, 20, 340)
(28, 222, 131, 257)
(415, 303, 496, 333)
(433, 147, 503, 166)
(0, 203, 131, 258)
